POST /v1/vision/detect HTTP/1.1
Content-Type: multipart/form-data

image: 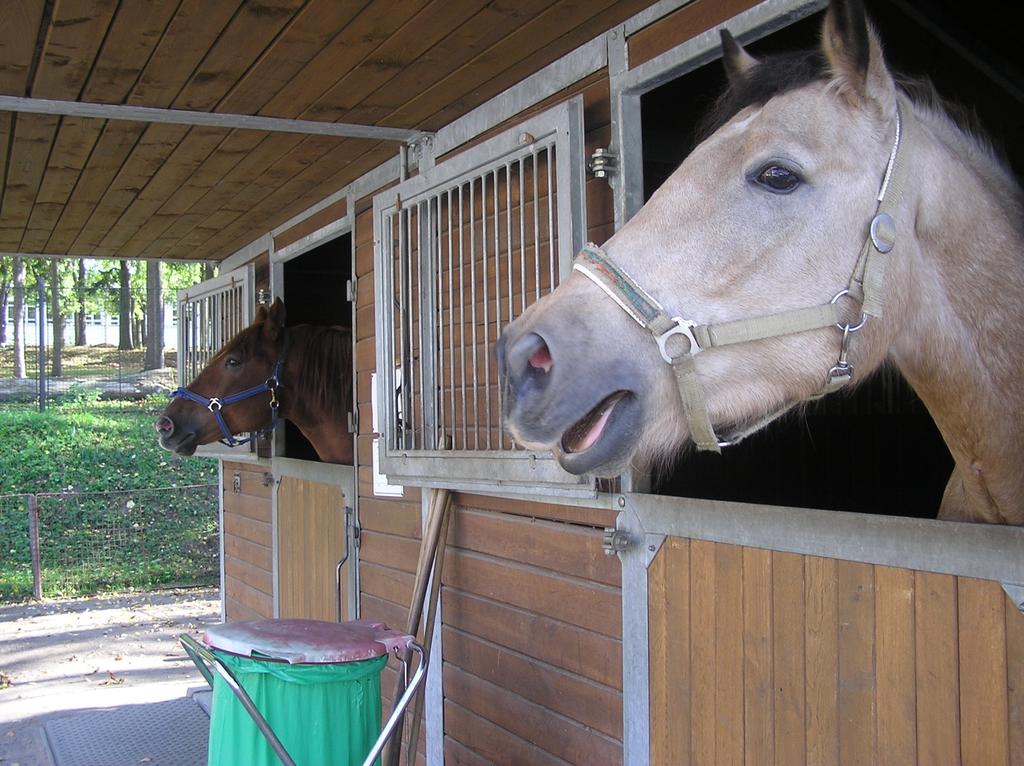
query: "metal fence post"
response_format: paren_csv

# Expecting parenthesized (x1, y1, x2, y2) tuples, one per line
(25, 494, 42, 600)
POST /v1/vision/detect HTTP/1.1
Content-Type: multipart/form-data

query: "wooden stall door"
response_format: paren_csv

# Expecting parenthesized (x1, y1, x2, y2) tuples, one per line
(277, 476, 350, 621)
(648, 537, 1024, 766)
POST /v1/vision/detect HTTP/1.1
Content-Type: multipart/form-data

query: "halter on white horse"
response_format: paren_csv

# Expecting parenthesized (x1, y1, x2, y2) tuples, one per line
(572, 96, 915, 452)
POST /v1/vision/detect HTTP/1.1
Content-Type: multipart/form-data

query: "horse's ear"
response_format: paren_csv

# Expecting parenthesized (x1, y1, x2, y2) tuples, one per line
(720, 29, 758, 84)
(254, 304, 269, 324)
(821, 0, 895, 115)
(263, 298, 286, 341)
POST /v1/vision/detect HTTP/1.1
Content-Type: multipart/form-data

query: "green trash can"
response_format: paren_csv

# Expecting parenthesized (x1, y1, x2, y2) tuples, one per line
(202, 618, 413, 766)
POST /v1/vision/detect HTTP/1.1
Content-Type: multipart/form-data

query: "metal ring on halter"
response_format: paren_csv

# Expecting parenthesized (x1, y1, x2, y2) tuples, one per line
(207, 397, 223, 412)
(830, 289, 868, 333)
(654, 317, 702, 363)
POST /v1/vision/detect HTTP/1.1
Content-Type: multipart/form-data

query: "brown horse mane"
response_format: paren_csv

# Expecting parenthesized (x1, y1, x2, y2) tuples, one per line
(287, 324, 353, 423)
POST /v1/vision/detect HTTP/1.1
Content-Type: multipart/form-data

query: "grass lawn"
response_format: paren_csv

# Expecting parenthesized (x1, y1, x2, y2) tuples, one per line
(0, 395, 219, 601)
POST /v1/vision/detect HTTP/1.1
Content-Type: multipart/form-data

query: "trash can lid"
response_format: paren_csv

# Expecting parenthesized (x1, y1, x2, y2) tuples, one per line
(203, 618, 414, 664)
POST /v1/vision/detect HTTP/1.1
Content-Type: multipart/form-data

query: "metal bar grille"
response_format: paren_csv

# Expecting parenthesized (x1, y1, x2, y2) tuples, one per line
(373, 98, 589, 492)
(177, 268, 252, 385)
(382, 140, 560, 455)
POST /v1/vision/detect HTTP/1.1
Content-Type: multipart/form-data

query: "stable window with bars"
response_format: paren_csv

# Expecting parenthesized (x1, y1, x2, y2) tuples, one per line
(177, 265, 254, 385)
(373, 99, 594, 496)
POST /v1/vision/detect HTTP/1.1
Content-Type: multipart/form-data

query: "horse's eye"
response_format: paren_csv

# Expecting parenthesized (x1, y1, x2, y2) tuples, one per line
(225, 357, 241, 369)
(754, 164, 801, 193)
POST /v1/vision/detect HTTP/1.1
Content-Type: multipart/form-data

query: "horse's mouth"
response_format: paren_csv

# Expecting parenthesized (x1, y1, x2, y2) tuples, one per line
(160, 431, 198, 457)
(555, 390, 638, 476)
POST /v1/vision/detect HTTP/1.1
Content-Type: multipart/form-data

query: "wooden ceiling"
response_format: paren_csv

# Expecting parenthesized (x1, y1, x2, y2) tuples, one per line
(0, 0, 650, 263)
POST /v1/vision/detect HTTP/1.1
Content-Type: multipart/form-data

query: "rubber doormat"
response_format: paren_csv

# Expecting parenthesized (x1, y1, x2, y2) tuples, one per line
(44, 696, 208, 766)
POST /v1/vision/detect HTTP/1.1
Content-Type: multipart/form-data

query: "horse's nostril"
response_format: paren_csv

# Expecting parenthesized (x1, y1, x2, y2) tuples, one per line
(155, 416, 174, 436)
(507, 332, 553, 388)
(529, 344, 553, 373)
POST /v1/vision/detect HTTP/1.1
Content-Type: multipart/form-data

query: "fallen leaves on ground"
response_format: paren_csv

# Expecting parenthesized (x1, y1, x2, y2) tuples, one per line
(99, 671, 124, 686)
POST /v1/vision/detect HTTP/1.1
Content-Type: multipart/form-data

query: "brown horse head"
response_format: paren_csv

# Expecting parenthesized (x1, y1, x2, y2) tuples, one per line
(498, 0, 1024, 523)
(157, 298, 288, 457)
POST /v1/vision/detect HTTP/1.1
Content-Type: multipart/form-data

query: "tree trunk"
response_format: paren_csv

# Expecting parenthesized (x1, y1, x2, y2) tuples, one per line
(12, 257, 25, 378)
(118, 260, 133, 350)
(0, 280, 8, 346)
(74, 259, 86, 345)
(144, 260, 164, 370)
(202, 262, 215, 281)
(49, 260, 63, 377)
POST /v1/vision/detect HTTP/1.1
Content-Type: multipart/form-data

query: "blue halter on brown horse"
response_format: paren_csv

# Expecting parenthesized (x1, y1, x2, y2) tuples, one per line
(156, 298, 354, 464)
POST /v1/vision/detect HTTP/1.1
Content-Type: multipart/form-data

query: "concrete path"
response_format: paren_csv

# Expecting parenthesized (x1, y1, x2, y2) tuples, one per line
(0, 588, 220, 765)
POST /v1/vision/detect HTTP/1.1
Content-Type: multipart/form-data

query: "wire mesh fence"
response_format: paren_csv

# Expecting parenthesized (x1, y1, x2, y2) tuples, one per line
(0, 345, 178, 410)
(0, 485, 218, 601)
(2, 278, 182, 409)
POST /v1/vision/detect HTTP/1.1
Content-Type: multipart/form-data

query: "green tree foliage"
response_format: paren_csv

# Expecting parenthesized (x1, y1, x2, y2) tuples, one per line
(0, 257, 210, 344)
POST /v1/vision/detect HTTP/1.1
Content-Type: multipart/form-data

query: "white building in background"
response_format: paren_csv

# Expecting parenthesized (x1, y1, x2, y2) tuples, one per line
(3, 303, 179, 349)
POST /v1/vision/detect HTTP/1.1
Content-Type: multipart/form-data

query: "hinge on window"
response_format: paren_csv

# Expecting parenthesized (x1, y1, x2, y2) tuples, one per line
(346, 277, 357, 305)
(602, 527, 630, 555)
(588, 148, 618, 179)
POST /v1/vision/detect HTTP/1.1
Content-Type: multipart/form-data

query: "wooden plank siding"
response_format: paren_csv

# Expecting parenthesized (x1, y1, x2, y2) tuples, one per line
(441, 498, 623, 763)
(648, 537, 1024, 766)
(222, 461, 274, 622)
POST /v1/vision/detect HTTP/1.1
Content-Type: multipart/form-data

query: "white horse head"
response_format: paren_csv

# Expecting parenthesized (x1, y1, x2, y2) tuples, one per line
(498, 0, 1024, 524)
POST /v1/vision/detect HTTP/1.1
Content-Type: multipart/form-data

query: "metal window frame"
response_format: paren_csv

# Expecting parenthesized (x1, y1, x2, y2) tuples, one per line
(372, 97, 596, 498)
(176, 263, 256, 461)
(269, 210, 354, 460)
(607, 0, 826, 230)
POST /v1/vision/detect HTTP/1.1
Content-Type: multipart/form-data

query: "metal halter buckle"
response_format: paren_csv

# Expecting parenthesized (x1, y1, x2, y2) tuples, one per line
(654, 317, 702, 363)
(207, 397, 223, 412)
(830, 289, 868, 333)
(825, 325, 855, 388)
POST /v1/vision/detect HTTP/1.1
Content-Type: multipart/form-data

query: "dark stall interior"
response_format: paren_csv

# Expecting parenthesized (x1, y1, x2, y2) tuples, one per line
(281, 233, 353, 462)
(642, 0, 1021, 516)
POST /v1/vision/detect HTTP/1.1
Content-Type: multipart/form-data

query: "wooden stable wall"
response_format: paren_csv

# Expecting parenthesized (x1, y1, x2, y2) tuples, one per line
(648, 538, 1024, 766)
(440, 493, 620, 763)
(222, 460, 274, 622)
